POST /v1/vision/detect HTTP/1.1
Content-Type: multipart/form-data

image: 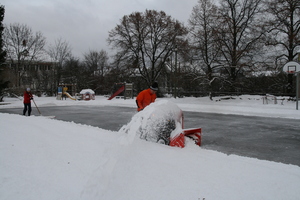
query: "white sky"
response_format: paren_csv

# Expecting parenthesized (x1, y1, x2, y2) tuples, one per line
(1, 0, 199, 59)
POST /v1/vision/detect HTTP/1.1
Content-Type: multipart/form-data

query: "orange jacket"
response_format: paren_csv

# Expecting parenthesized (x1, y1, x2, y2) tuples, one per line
(136, 88, 156, 111)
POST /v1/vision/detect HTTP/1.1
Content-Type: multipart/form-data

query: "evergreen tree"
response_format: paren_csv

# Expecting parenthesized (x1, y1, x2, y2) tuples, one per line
(0, 5, 8, 100)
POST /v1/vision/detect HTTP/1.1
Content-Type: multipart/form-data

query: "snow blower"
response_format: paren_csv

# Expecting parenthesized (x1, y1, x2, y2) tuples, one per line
(120, 100, 202, 148)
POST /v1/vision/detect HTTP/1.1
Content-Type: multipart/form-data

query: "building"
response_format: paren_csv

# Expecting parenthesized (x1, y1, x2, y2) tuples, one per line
(3, 60, 58, 95)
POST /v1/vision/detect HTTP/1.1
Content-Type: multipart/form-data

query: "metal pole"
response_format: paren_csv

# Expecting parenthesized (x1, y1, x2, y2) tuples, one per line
(297, 53, 300, 110)
(297, 72, 299, 110)
(174, 46, 177, 98)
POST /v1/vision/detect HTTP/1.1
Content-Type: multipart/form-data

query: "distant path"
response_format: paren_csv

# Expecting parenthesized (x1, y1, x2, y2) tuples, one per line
(1, 106, 300, 166)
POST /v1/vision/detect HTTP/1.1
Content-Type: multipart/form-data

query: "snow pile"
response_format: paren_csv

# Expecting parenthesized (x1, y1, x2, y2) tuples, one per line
(1, 95, 300, 199)
(79, 89, 95, 94)
(118, 100, 183, 144)
(1, 113, 300, 200)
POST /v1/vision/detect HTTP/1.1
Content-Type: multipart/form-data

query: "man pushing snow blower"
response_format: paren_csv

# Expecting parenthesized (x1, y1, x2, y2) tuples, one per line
(136, 82, 158, 112)
(121, 99, 202, 148)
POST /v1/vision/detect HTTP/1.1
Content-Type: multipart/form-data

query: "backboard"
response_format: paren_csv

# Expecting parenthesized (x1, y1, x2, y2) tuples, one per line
(282, 61, 300, 74)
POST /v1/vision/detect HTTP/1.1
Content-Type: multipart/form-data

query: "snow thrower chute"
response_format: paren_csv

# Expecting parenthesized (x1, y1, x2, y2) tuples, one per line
(169, 128, 202, 148)
(119, 100, 202, 148)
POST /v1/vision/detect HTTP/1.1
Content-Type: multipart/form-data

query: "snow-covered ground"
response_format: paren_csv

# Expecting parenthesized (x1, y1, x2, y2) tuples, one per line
(1, 95, 300, 200)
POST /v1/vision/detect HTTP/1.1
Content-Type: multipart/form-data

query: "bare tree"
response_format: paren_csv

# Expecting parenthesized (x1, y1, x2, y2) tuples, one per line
(107, 10, 188, 86)
(83, 50, 109, 76)
(264, 0, 300, 62)
(4, 23, 46, 61)
(83, 50, 110, 93)
(62, 57, 90, 91)
(215, 0, 265, 86)
(3, 23, 46, 88)
(189, 0, 221, 95)
(47, 38, 72, 92)
(264, 0, 300, 94)
(47, 38, 72, 67)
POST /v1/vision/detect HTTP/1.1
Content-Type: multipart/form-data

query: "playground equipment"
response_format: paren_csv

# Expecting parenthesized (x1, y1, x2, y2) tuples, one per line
(64, 92, 76, 100)
(108, 83, 133, 100)
(80, 89, 95, 101)
(57, 84, 78, 100)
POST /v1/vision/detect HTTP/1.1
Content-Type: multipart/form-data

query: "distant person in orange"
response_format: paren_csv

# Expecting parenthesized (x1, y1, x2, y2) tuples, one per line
(136, 82, 158, 111)
(23, 88, 33, 116)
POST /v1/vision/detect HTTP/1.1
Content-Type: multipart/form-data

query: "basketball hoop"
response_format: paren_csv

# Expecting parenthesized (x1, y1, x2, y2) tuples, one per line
(283, 61, 300, 74)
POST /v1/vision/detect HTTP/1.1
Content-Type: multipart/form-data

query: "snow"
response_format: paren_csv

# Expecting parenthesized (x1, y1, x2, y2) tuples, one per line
(119, 100, 183, 144)
(1, 95, 300, 200)
(79, 89, 95, 94)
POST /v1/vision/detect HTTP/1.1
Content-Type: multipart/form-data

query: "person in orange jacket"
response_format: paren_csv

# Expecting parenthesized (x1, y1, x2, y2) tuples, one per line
(136, 82, 158, 111)
(23, 88, 33, 116)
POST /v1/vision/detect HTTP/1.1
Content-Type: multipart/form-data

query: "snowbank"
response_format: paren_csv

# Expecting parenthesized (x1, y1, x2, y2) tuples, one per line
(1, 95, 300, 199)
(0, 113, 299, 200)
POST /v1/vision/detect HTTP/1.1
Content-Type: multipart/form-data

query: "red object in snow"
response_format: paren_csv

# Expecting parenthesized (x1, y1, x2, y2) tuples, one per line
(170, 128, 202, 148)
(108, 85, 125, 100)
(169, 133, 185, 147)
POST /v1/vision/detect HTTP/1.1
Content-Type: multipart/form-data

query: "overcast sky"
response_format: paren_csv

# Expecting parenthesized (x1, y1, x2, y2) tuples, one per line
(2, 0, 199, 59)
